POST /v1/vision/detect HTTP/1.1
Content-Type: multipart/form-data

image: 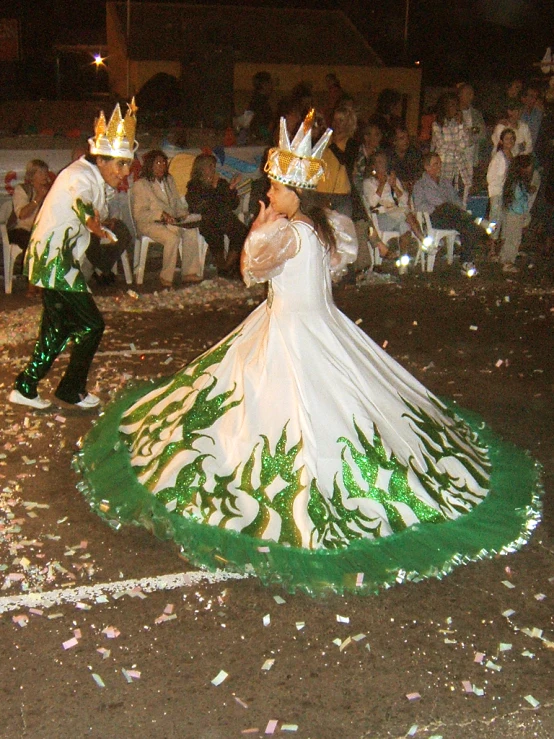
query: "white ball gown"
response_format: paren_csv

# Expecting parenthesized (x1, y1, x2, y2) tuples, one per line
(76, 212, 541, 594)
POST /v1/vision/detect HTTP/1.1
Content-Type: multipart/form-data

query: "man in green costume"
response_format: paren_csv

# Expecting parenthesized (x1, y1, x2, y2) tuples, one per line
(9, 101, 139, 410)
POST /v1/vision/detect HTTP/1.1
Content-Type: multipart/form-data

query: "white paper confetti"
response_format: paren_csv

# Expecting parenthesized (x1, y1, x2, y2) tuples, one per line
(336, 614, 350, 624)
(91, 673, 105, 688)
(524, 695, 540, 708)
(261, 659, 275, 671)
(263, 614, 271, 627)
(211, 670, 228, 686)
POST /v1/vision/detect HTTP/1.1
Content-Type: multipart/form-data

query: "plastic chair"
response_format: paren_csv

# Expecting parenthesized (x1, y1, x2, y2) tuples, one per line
(0, 201, 23, 294)
(134, 230, 208, 285)
(414, 212, 458, 272)
(368, 210, 401, 268)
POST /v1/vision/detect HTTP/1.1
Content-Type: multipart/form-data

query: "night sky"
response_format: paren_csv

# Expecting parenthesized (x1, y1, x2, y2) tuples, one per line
(3, 0, 554, 94)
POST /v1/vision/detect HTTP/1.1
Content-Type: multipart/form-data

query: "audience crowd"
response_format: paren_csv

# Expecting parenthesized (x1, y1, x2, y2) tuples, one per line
(3, 69, 554, 293)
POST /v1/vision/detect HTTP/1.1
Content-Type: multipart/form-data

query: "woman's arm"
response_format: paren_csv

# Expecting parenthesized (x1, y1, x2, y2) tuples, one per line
(241, 203, 298, 286)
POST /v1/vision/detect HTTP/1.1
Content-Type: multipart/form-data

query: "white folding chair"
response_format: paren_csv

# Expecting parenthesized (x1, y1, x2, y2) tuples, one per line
(368, 210, 401, 268)
(134, 229, 208, 285)
(111, 249, 133, 284)
(0, 201, 23, 294)
(414, 212, 458, 272)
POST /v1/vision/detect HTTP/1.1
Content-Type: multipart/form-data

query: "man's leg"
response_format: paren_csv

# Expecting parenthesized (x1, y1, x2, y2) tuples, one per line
(54, 292, 105, 404)
(14, 289, 74, 399)
(431, 203, 485, 263)
(499, 212, 524, 266)
(85, 220, 132, 276)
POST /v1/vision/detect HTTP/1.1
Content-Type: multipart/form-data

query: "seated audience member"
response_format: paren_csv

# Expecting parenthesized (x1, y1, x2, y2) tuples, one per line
(363, 151, 424, 257)
(457, 82, 488, 169)
(186, 153, 248, 277)
(388, 125, 424, 194)
(132, 149, 199, 288)
(248, 71, 274, 143)
(431, 90, 472, 197)
(491, 99, 533, 155)
(412, 152, 490, 274)
(520, 83, 544, 151)
(500, 154, 540, 273)
(8, 159, 51, 253)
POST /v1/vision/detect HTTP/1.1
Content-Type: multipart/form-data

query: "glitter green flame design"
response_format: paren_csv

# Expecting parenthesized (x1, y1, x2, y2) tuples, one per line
(123, 338, 490, 551)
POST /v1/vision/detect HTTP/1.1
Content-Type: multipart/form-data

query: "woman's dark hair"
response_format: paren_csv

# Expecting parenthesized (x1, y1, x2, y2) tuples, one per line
(190, 153, 217, 183)
(497, 127, 516, 151)
(252, 71, 272, 91)
(435, 91, 459, 126)
(292, 188, 337, 255)
(140, 149, 169, 181)
(502, 154, 534, 209)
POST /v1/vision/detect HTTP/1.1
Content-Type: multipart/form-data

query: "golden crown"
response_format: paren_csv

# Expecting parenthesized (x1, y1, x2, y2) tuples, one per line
(265, 109, 332, 190)
(88, 98, 138, 159)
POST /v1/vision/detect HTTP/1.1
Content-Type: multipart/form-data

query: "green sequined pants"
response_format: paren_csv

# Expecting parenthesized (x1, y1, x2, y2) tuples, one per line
(15, 289, 105, 404)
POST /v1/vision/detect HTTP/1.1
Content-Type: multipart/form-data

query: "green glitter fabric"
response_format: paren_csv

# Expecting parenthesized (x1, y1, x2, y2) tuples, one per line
(75, 385, 541, 595)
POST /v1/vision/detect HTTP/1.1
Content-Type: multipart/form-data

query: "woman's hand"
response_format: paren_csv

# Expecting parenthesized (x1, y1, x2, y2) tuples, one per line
(161, 211, 176, 225)
(251, 202, 282, 231)
(229, 174, 241, 190)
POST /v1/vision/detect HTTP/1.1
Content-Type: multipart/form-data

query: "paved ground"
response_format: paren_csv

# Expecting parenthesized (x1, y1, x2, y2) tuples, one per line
(0, 250, 552, 739)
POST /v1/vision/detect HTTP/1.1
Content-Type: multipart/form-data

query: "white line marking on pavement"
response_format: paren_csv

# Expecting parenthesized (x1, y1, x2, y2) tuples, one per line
(0, 569, 250, 614)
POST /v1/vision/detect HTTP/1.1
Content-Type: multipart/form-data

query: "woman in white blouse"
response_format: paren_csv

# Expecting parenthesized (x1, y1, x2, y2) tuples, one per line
(487, 127, 516, 248)
(8, 159, 51, 252)
(363, 151, 423, 256)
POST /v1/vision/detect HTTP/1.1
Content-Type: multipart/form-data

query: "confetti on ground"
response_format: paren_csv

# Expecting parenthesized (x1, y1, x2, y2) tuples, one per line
(524, 695, 540, 708)
(273, 595, 286, 605)
(336, 614, 350, 624)
(102, 626, 120, 639)
(281, 725, 298, 732)
(339, 636, 352, 652)
(295, 622, 305, 631)
(406, 693, 421, 701)
(265, 719, 279, 734)
(502, 580, 515, 589)
(263, 614, 271, 626)
(211, 670, 228, 686)
(407, 726, 418, 737)
(485, 660, 502, 672)
(241, 730, 260, 735)
(234, 696, 249, 709)
(97, 648, 110, 659)
(472, 685, 485, 696)
(91, 673, 105, 688)
(352, 633, 366, 642)
(499, 643, 512, 652)
(355, 572, 364, 587)
(62, 637, 79, 650)
(534, 593, 546, 601)
(474, 652, 485, 663)
(502, 609, 516, 618)
(262, 659, 275, 671)
(522, 651, 535, 658)
(462, 681, 473, 693)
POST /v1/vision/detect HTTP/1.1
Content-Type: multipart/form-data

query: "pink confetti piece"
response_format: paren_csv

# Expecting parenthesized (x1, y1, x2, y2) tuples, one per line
(257, 546, 270, 553)
(62, 637, 79, 650)
(54, 415, 66, 423)
(406, 692, 421, 701)
(462, 681, 473, 693)
(28, 608, 43, 616)
(265, 719, 279, 734)
(382, 340, 388, 348)
(12, 614, 29, 627)
(164, 603, 174, 614)
(97, 648, 111, 659)
(126, 669, 141, 679)
(474, 652, 485, 664)
(241, 730, 260, 735)
(355, 572, 364, 587)
(73, 629, 82, 639)
(234, 696, 249, 709)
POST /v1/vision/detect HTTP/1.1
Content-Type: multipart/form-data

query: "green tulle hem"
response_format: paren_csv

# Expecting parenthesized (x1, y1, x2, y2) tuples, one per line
(74, 382, 543, 596)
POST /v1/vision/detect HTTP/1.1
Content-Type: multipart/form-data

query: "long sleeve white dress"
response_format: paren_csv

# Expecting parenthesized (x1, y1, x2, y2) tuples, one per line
(77, 211, 541, 594)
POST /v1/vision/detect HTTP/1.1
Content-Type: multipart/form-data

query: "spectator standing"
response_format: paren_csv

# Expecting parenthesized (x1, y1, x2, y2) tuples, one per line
(520, 84, 544, 151)
(352, 122, 384, 197)
(413, 153, 489, 274)
(369, 88, 403, 148)
(486, 127, 516, 249)
(316, 105, 358, 217)
(457, 83, 488, 169)
(491, 99, 533, 155)
(500, 154, 540, 273)
(248, 71, 274, 143)
(431, 91, 472, 200)
(323, 72, 345, 126)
